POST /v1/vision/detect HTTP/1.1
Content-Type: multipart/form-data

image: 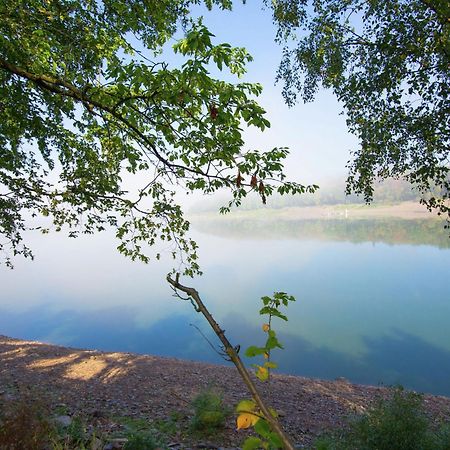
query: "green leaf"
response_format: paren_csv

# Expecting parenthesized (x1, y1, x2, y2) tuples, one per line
(264, 361, 277, 369)
(245, 346, 267, 357)
(271, 310, 288, 322)
(254, 418, 271, 439)
(243, 437, 264, 450)
(266, 334, 283, 350)
(259, 306, 276, 316)
(236, 399, 257, 413)
(267, 431, 284, 449)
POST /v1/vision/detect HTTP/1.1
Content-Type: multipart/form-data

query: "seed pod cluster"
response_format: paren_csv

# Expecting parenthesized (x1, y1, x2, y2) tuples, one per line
(236, 171, 243, 187)
(209, 103, 218, 120)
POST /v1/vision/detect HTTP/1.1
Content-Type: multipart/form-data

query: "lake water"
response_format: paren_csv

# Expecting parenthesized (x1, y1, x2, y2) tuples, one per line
(1, 216, 449, 396)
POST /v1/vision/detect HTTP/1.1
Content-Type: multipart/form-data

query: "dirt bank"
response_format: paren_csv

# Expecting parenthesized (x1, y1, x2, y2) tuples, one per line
(1, 335, 449, 448)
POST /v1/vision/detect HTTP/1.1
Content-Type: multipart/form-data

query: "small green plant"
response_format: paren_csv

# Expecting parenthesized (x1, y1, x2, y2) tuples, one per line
(314, 386, 450, 450)
(123, 431, 161, 450)
(236, 291, 295, 450)
(53, 404, 70, 416)
(151, 415, 179, 436)
(52, 415, 108, 450)
(190, 387, 231, 434)
(114, 416, 166, 449)
(116, 416, 151, 433)
(58, 416, 87, 445)
(352, 387, 429, 449)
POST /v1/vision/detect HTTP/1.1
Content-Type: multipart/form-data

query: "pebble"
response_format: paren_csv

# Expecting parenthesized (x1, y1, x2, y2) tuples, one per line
(103, 443, 123, 450)
(54, 415, 72, 427)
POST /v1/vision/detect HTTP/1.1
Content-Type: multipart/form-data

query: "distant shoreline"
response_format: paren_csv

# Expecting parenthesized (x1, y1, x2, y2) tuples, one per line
(189, 201, 438, 222)
(188, 201, 449, 247)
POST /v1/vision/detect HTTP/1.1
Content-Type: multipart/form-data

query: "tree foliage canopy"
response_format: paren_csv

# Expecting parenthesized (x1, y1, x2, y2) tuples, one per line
(0, 0, 316, 273)
(268, 0, 449, 220)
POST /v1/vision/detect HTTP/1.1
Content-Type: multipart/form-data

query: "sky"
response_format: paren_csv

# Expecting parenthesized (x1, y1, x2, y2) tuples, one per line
(184, 1, 359, 185)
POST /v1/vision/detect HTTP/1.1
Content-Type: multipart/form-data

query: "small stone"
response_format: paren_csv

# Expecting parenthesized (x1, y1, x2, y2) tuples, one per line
(103, 444, 123, 450)
(54, 415, 72, 427)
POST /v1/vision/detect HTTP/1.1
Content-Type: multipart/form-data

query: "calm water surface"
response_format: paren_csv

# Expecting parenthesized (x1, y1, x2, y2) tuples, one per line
(1, 217, 449, 396)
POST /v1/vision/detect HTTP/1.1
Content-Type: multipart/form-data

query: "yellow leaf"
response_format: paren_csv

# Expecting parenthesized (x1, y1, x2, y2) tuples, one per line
(263, 352, 269, 359)
(236, 412, 259, 430)
(255, 365, 269, 381)
(262, 323, 270, 332)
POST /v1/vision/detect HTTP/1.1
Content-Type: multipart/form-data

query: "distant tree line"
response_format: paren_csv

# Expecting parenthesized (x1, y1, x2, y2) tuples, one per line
(192, 178, 427, 212)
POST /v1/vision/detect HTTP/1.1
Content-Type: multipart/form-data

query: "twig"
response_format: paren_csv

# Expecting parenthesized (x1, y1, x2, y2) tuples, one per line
(189, 323, 229, 360)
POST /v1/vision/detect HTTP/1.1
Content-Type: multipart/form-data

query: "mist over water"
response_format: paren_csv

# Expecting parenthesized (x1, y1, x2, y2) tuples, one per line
(1, 216, 449, 396)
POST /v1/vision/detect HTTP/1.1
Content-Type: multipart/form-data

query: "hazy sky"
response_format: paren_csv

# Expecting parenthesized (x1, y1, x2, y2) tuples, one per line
(185, 2, 359, 185)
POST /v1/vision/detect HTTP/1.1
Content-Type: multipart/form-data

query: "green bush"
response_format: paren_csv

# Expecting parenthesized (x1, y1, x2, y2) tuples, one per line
(314, 387, 450, 450)
(123, 431, 161, 450)
(351, 388, 430, 449)
(190, 387, 230, 433)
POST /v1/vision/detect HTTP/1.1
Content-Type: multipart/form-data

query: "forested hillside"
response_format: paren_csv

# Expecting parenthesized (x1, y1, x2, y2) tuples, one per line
(191, 178, 426, 212)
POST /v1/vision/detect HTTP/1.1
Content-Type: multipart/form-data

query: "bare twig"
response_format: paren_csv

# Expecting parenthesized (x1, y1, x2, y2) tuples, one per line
(189, 323, 228, 359)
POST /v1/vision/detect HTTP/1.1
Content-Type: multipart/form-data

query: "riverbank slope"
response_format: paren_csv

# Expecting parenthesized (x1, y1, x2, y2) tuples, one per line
(1, 335, 449, 448)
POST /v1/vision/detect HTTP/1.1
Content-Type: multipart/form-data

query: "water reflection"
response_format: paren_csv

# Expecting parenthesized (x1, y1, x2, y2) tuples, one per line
(192, 217, 450, 248)
(0, 305, 213, 361)
(1, 304, 450, 396)
(1, 217, 449, 397)
(223, 314, 450, 396)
